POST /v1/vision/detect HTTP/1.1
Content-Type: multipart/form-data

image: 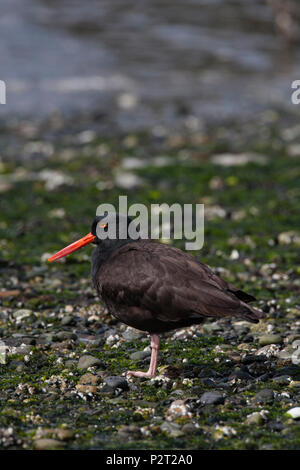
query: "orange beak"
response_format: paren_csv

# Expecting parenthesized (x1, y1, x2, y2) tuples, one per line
(48, 232, 96, 262)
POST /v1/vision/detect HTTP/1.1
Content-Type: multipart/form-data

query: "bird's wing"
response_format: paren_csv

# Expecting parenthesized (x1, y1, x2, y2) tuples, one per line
(96, 242, 255, 324)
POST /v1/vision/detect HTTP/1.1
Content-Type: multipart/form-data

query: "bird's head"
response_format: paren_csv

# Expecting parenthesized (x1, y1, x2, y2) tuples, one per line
(48, 213, 139, 262)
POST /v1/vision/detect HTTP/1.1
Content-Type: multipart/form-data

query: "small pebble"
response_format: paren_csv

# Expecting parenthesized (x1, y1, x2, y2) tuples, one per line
(200, 391, 225, 405)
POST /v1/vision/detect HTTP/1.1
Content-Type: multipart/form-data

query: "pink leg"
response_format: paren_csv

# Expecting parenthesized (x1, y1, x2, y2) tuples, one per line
(127, 334, 160, 378)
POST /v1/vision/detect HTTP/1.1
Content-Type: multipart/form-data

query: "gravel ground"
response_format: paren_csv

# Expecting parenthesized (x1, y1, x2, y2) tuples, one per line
(0, 110, 300, 449)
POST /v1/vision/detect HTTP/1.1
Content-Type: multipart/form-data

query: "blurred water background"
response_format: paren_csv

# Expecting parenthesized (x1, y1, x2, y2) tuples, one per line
(0, 0, 300, 130)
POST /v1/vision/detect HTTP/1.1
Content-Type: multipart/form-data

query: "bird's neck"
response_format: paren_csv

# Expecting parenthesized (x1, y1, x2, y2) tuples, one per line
(91, 238, 138, 287)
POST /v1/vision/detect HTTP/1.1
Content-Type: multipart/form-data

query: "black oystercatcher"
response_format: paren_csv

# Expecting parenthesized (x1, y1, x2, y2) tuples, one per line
(48, 213, 262, 378)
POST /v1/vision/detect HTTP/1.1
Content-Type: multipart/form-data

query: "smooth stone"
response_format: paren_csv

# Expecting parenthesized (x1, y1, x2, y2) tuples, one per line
(277, 347, 294, 360)
(98, 385, 115, 395)
(258, 335, 282, 346)
(122, 329, 143, 341)
(77, 355, 102, 370)
(252, 389, 274, 404)
(37, 333, 54, 344)
(104, 376, 129, 391)
(292, 339, 300, 348)
(61, 315, 74, 326)
(229, 371, 254, 381)
(199, 391, 225, 405)
(130, 350, 150, 361)
(200, 378, 215, 387)
(54, 331, 77, 342)
(286, 407, 300, 419)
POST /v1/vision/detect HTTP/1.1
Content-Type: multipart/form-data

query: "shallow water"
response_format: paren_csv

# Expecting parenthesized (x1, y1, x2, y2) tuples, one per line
(0, 0, 300, 128)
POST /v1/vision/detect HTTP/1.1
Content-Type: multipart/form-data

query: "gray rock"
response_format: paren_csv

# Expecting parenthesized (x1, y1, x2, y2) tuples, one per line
(229, 371, 254, 381)
(252, 389, 274, 404)
(98, 385, 115, 395)
(77, 355, 102, 370)
(200, 378, 215, 387)
(103, 328, 118, 339)
(200, 391, 225, 405)
(54, 331, 77, 342)
(37, 333, 54, 344)
(130, 350, 150, 361)
(104, 376, 129, 391)
(122, 329, 143, 341)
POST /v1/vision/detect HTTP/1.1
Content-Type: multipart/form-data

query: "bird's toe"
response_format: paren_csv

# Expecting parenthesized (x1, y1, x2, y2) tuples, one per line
(127, 370, 156, 378)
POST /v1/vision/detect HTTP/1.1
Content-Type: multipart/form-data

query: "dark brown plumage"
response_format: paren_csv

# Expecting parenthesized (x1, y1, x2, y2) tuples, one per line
(49, 213, 263, 378)
(94, 240, 261, 334)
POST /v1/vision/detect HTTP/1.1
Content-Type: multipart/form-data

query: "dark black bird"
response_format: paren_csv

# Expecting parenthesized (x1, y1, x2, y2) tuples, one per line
(48, 213, 262, 378)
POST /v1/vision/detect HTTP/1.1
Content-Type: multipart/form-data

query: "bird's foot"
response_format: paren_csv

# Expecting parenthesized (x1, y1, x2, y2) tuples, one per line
(127, 370, 156, 378)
